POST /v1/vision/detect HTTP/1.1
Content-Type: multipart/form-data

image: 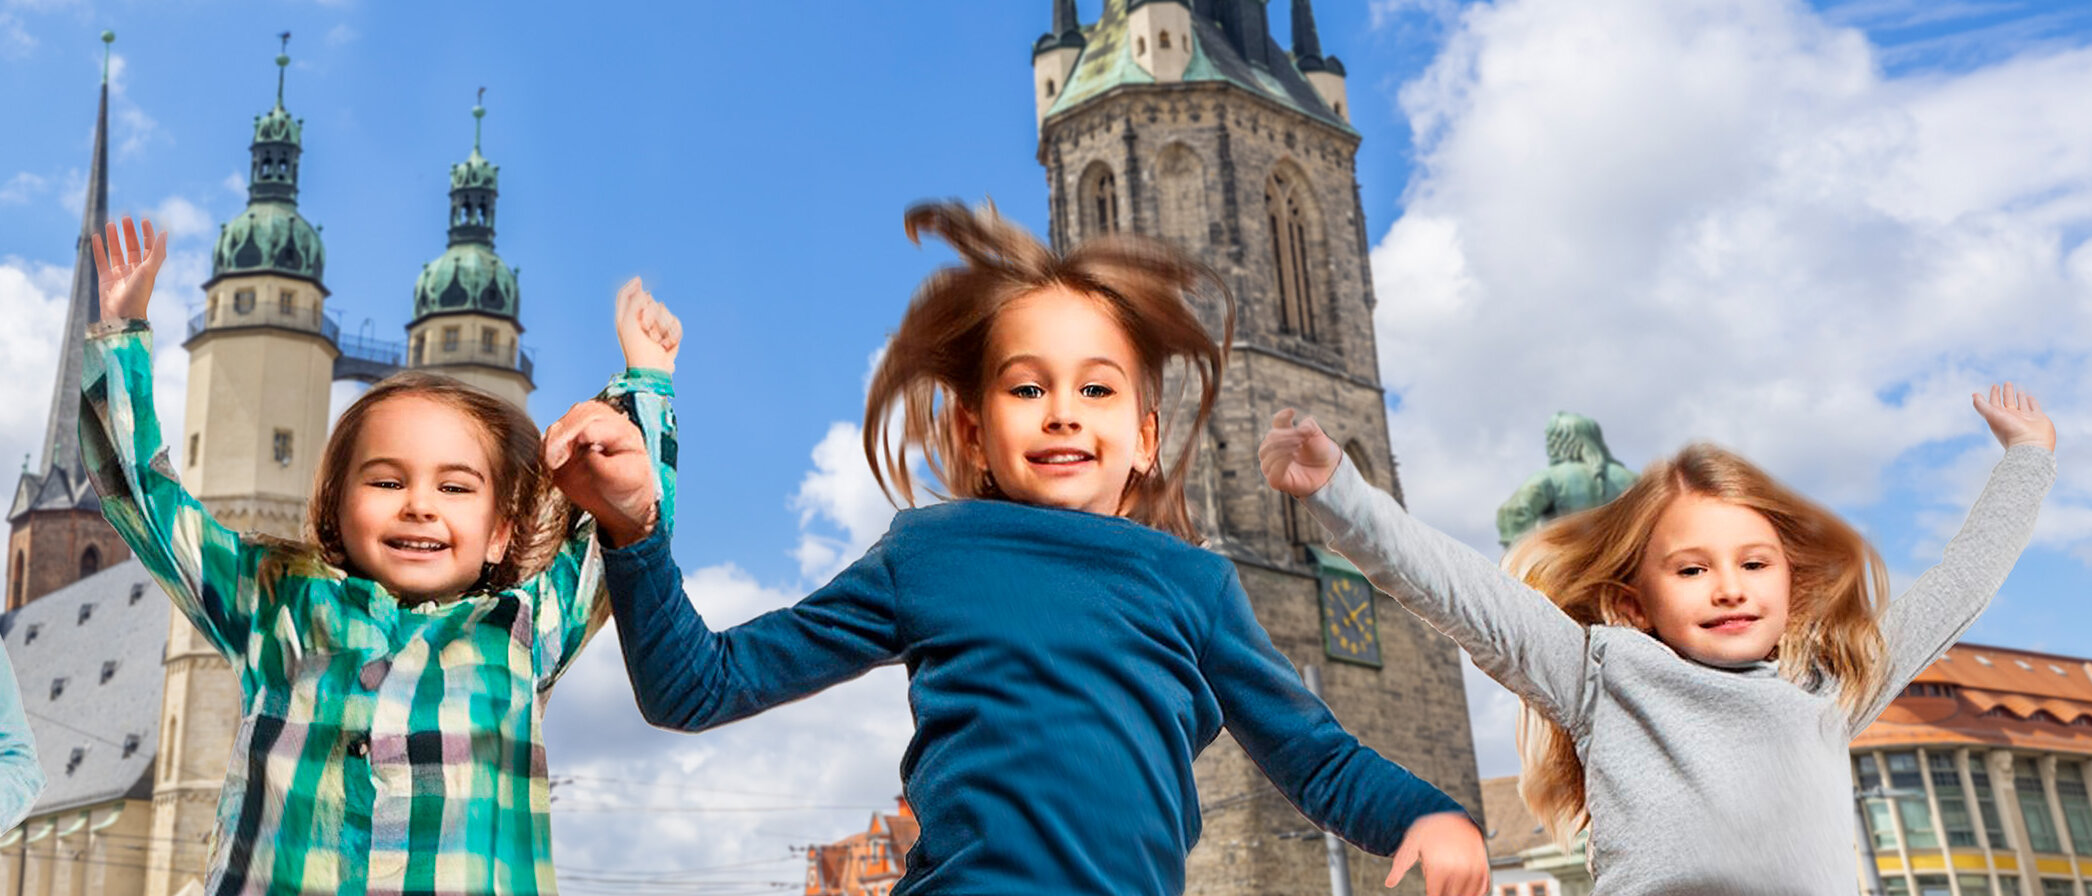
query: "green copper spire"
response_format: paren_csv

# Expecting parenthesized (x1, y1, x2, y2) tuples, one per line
(100, 30, 112, 83)
(413, 89, 517, 324)
(208, 33, 325, 287)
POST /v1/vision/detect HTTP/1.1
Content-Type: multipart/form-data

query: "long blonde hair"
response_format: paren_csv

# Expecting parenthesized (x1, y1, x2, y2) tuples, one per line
(1504, 443, 1888, 843)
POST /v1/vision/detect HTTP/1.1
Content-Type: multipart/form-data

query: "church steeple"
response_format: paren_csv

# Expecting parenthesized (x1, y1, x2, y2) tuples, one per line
(8, 31, 133, 610)
(1291, 0, 1326, 71)
(1034, 0, 1086, 55)
(412, 90, 518, 324)
(210, 33, 326, 287)
(406, 90, 530, 408)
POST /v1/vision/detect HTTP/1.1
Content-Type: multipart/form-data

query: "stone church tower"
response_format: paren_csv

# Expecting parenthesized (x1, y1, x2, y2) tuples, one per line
(148, 44, 337, 896)
(407, 97, 533, 408)
(1031, 2, 1482, 893)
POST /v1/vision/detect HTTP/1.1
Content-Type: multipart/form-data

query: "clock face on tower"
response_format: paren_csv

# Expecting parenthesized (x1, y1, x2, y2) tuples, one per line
(1318, 573, 1382, 667)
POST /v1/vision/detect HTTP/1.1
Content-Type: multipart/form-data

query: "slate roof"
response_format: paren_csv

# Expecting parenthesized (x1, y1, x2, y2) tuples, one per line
(2, 558, 167, 814)
(1044, 0, 1352, 133)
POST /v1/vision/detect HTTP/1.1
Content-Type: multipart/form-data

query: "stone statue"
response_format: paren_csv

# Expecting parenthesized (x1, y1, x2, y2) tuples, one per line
(1497, 412, 1638, 548)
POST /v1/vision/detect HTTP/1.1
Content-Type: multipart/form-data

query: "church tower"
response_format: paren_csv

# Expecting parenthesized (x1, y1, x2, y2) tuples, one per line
(1031, 3, 1481, 893)
(6, 31, 133, 612)
(148, 38, 335, 896)
(406, 94, 532, 408)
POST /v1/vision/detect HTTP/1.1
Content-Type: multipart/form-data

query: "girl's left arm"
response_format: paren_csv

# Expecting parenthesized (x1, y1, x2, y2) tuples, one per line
(530, 368, 674, 688)
(1201, 565, 1474, 856)
(1854, 441, 2053, 730)
(0, 640, 45, 831)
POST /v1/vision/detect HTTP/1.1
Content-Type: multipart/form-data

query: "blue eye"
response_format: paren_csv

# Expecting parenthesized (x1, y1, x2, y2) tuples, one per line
(440, 483, 473, 495)
(1743, 560, 1770, 571)
(1010, 384, 1044, 399)
(1081, 384, 1114, 399)
(1677, 566, 1706, 578)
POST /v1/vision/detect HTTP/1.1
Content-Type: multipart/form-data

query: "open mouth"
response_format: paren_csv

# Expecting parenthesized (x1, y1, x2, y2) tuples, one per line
(1025, 449, 1096, 466)
(383, 537, 450, 555)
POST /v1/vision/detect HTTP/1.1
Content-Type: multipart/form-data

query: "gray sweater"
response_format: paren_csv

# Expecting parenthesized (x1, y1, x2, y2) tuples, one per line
(1303, 444, 2055, 895)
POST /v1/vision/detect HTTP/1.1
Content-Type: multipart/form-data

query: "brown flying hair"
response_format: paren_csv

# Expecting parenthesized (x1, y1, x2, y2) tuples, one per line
(864, 201, 1233, 542)
(1504, 442, 1888, 845)
(302, 371, 568, 600)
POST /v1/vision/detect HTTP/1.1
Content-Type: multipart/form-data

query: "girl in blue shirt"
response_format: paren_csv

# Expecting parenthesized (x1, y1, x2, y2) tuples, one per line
(553, 203, 1487, 896)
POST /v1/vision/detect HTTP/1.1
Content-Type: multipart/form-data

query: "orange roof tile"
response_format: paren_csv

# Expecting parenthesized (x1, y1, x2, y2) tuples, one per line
(1854, 642, 2092, 757)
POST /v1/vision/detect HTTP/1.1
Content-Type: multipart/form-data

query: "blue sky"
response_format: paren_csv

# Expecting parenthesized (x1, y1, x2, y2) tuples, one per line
(4, 0, 2089, 887)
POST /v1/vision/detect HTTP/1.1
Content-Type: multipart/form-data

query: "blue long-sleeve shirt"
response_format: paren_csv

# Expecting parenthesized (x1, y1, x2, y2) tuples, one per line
(603, 498, 1467, 895)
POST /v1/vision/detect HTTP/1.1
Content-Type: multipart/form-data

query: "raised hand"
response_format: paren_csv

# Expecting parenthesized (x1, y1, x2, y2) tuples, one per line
(615, 277, 682, 375)
(92, 215, 169, 323)
(544, 400, 658, 548)
(1972, 382, 2055, 452)
(1259, 408, 1344, 498)
(1384, 811, 1489, 896)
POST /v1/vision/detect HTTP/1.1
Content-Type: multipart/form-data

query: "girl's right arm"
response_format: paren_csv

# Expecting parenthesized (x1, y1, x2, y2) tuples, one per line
(80, 322, 266, 661)
(1264, 410, 1593, 731)
(78, 217, 266, 661)
(599, 521, 907, 732)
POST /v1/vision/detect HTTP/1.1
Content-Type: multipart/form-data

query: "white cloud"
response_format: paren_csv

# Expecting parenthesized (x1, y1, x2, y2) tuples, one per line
(221, 171, 247, 198)
(0, 259, 75, 477)
(1371, 0, 2092, 562)
(0, 172, 45, 205)
(325, 24, 358, 46)
(103, 54, 163, 159)
(789, 421, 899, 583)
(0, 12, 34, 60)
(151, 196, 212, 243)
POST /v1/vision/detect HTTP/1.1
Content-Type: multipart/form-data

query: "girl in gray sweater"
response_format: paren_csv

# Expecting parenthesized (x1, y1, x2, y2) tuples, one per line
(1259, 385, 2056, 894)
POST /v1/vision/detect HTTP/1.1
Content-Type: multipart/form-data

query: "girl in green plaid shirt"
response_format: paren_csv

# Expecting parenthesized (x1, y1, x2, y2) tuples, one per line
(79, 216, 681, 895)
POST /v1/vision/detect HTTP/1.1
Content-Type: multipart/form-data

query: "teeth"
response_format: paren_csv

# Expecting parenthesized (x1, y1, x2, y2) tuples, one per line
(388, 539, 446, 551)
(1034, 452, 1091, 463)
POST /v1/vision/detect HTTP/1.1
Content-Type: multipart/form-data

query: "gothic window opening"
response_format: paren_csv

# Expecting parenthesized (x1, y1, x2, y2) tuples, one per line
(443, 326, 460, 352)
(161, 718, 177, 782)
(1137, 36, 1147, 55)
(189, 433, 200, 465)
(80, 545, 101, 579)
(1265, 169, 1320, 342)
(274, 429, 294, 466)
(1160, 31, 1172, 50)
(9, 551, 21, 608)
(1045, 78, 1057, 98)
(279, 290, 294, 316)
(235, 289, 256, 314)
(481, 327, 497, 353)
(1080, 162, 1120, 238)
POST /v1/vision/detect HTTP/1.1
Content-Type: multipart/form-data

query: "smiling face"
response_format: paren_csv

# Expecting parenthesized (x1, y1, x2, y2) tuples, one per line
(334, 394, 513, 603)
(1625, 493, 1793, 667)
(957, 285, 1158, 517)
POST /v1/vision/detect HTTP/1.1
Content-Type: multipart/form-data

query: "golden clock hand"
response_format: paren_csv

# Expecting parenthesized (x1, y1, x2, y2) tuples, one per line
(1344, 594, 1369, 626)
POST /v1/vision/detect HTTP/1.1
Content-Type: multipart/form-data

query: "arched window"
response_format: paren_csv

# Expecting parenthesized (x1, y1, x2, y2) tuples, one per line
(1159, 31, 1172, 50)
(1044, 78, 1057, 98)
(1137, 36, 1147, 55)
(80, 545, 101, 578)
(1155, 143, 1208, 249)
(1079, 162, 1120, 238)
(9, 550, 23, 608)
(1265, 168, 1320, 341)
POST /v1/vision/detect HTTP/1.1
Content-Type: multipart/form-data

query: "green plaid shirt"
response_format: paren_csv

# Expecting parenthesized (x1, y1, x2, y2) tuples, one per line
(79, 323, 676, 896)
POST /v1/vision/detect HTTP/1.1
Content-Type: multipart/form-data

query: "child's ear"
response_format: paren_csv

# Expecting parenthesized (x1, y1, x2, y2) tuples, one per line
(487, 519, 514, 566)
(953, 403, 987, 471)
(1137, 410, 1160, 475)
(1608, 584, 1650, 630)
